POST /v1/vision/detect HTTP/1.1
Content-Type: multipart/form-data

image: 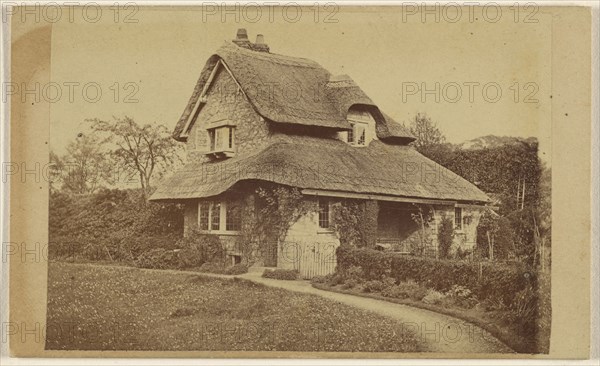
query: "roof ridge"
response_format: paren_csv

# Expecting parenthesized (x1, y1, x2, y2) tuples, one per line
(219, 41, 324, 69)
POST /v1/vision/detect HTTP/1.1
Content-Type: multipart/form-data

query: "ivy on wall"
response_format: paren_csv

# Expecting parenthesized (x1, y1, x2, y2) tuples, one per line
(237, 184, 310, 266)
(331, 199, 378, 248)
(437, 215, 455, 259)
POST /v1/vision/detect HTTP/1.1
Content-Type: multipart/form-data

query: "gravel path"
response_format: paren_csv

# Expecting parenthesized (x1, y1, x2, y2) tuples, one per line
(237, 268, 514, 354)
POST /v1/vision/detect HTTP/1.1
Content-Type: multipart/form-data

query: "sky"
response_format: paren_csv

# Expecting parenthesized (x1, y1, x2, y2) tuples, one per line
(46, 6, 552, 161)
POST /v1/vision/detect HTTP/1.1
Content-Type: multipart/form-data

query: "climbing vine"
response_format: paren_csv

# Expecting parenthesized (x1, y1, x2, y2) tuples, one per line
(331, 199, 378, 248)
(437, 215, 455, 259)
(237, 184, 309, 265)
(410, 204, 434, 256)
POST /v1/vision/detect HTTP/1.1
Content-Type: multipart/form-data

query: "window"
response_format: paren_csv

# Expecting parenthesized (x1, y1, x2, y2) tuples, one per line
(226, 201, 241, 231)
(198, 200, 241, 233)
(356, 124, 366, 145)
(347, 124, 354, 143)
(318, 199, 330, 229)
(208, 126, 234, 152)
(345, 122, 367, 146)
(454, 207, 463, 230)
(211, 202, 221, 230)
(346, 108, 375, 146)
(199, 202, 210, 230)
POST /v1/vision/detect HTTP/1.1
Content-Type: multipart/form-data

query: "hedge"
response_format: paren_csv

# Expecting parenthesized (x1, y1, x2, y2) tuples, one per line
(336, 246, 537, 306)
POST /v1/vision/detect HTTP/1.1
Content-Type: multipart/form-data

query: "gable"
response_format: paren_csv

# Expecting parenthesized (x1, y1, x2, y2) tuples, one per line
(184, 64, 269, 160)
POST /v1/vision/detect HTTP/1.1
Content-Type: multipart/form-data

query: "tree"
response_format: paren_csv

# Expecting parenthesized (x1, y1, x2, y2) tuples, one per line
(89, 116, 182, 199)
(476, 211, 515, 260)
(406, 113, 446, 149)
(55, 133, 110, 194)
(49, 150, 63, 194)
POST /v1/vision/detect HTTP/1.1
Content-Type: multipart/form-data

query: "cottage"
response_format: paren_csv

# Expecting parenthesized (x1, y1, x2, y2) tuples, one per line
(150, 29, 491, 278)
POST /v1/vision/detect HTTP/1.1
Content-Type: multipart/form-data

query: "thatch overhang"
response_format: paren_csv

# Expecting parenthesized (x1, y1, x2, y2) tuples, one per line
(172, 42, 415, 143)
(150, 134, 490, 205)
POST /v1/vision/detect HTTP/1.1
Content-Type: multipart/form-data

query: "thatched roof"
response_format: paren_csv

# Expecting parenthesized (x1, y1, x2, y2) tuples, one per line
(172, 42, 415, 143)
(150, 134, 490, 203)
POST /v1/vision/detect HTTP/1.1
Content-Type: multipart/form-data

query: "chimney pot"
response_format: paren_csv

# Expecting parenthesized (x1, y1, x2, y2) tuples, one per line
(255, 34, 265, 44)
(236, 28, 248, 40)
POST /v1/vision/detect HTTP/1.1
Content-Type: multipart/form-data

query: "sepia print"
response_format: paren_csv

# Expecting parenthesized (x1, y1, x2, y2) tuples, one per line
(3, 2, 594, 360)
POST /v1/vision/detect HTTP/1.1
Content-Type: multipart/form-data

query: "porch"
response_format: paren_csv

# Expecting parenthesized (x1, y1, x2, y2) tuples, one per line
(375, 201, 438, 257)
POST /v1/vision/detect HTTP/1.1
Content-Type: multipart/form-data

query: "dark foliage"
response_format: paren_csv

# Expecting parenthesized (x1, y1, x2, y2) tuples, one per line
(476, 211, 515, 260)
(136, 248, 180, 269)
(49, 188, 183, 262)
(331, 199, 378, 248)
(437, 216, 454, 259)
(419, 141, 541, 217)
(336, 246, 537, 307)
(262, 268, 299, 280)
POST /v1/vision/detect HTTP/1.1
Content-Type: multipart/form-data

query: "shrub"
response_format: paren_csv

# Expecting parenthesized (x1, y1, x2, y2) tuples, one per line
(336, 247, 391, 280)
(328, 272, 345, 286)
(422, 289, 447, 305)
(311, 275, 329, 284)
(506, 285, 538, 335)
(437, 216, 454, 259)
(177, 247, 205, 269)
(445, 285, 478, 309)
(381, 280, 428, 301)
(341, 278, 358, 289)
(223, 263, 249, 275)
(344, 265, 365, 283)
(198, 262, 223, 273)
(136, 248, 179, 269)
(262, 268, 299, 280)
(336, 247, 537, 307)
(362, 280, 385, 293)
(382, 276, 396, 289)
(49, 189, 184, 262)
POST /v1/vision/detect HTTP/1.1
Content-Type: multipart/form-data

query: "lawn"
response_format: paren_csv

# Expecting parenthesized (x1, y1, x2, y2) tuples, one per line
(46, 262, 419, 352)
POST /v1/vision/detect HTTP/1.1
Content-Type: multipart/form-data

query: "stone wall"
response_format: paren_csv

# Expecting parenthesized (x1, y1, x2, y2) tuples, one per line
(278, 198, 340, 276)
(429, 205, 483, 257)
(186, 66, 270, 162)
(451, 207, 483, 254)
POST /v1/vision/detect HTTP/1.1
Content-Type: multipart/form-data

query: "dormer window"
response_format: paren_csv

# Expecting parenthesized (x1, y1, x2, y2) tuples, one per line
(347, 122, 367, 146)
(207, 126, 235, 158)
(341, 108, 377, 147)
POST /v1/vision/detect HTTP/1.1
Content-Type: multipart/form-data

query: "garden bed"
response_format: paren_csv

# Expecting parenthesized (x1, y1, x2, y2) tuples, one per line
(328, 246, 550, 354)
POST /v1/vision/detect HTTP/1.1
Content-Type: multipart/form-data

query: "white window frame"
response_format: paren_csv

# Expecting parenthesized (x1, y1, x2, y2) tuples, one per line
(208, 126, 235, 153)
(197, 200, 241, 235)
(454, 207, 463, 231)
(343, 109, 376, 147)
(318, 198, 332, 232)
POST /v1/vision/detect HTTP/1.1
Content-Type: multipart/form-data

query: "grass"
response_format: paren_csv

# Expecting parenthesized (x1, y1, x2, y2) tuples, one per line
(46, 262, 419, 352)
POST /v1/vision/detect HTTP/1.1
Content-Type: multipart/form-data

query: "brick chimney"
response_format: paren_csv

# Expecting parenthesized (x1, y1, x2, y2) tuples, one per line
(253, 34, 270, 53)
(232, 29, 269, 53)
(232, 28, 252, 49)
